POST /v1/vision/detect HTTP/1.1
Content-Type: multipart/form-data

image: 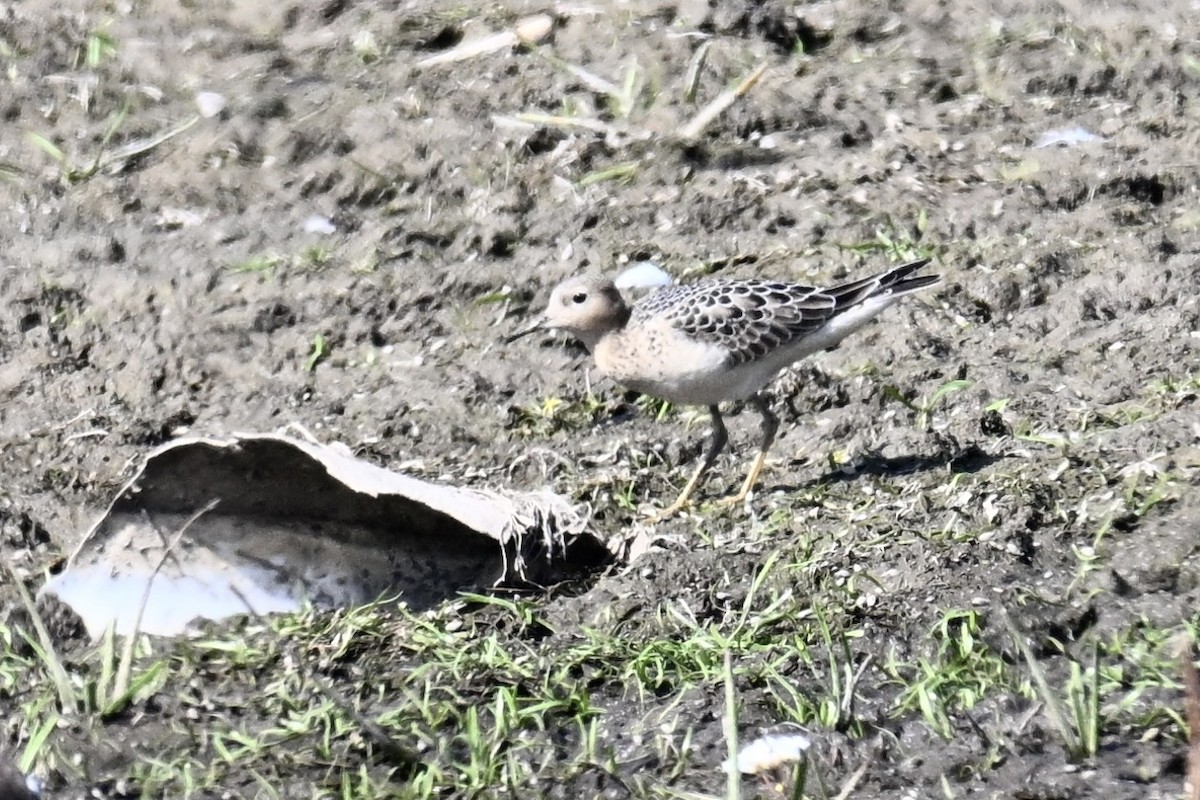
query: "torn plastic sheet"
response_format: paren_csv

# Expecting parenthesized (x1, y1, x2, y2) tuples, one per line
(40, 433, 610, 637)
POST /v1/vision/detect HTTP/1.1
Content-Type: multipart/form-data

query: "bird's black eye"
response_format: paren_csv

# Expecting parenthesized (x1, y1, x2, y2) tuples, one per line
(571, 292, 588, 304)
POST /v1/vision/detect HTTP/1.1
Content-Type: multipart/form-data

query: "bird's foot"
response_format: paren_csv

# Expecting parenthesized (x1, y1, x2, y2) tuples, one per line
(640, 498, 692, 523)
(714, 450, 769, 512)
(712, 490, 752, 510)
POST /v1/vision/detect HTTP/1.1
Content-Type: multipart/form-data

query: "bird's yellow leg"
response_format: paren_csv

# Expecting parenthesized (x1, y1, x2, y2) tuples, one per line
(716, 395, 779, 509)
(643, 405, 727, 522)
(643, 458, 713, 521)
(717, 449, 769, 508)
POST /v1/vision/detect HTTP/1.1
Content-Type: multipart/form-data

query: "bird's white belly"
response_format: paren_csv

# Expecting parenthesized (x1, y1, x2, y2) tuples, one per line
(627, 360, 780, 405)
(599, 333, 778, 405)
(600, 332, 829, 406)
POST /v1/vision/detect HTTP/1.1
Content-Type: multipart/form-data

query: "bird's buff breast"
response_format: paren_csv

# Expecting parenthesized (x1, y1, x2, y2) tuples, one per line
(593, 325, 763, 405)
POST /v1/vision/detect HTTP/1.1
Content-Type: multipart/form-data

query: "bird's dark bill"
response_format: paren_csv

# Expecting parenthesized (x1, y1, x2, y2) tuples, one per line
(504, 318, 545, 343)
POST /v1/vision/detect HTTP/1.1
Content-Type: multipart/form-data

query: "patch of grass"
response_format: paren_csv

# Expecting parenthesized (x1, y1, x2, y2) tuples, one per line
(29, 106, 199, 185)
(83, 624, 169, 718)
(635, 394, 675, 422)
(297, 245, 333, 270)
(885, 610, 1022, 738)
(19, 712, 57, 776)
(994, 612, 1200, 763)
(1005, 612, 1101, 760)
(472, 286, 513, 306)
(578, 160, 640, 186)
(837, 212, 941, 263)
(882, 378, 974, 431)
(508, 390, 609, 437)
(79, 21, 118, 70)
(3, 606, 183, 792)
(1101, 619, 1191, 735)
(759, 604, 869, 735)
(6, 569, 76, 711)
(1067, 465, 1179, 596)
(0, 160, 25, 181)
(28, 109, 126, 185)
(3, 464, 1189, 797)
(504, 46, 769, 182)
(229, 246, 336, 275)
(304, 333, 330, 372)
(0, 547, 1162, 797)
(1015, 372, 1200, 451)
(534, 53, 658, 123)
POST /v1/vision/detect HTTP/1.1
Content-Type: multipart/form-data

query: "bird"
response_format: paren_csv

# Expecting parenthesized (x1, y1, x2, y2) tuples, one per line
(508, 258, 940, 518)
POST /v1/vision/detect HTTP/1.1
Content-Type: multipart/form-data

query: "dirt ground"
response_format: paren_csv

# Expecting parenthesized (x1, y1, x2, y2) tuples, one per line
(2, 0, 1200, 797)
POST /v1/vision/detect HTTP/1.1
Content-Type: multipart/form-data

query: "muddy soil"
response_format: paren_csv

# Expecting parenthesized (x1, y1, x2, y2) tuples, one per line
(2, 0, 1200, 797)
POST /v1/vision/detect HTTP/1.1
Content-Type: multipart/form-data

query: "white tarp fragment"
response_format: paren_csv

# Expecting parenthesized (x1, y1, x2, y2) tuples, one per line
(41, 433, 607, 637)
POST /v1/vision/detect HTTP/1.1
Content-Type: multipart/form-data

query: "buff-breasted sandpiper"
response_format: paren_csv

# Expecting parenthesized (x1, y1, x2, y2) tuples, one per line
(509, 258, 940, 518)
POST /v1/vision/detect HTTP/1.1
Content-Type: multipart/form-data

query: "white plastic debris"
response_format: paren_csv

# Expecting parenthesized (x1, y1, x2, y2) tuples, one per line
(195, 91, 227, 118)
(1034, 126, 1105, 148)
(41, 433, 607, 637)
(724, 733, 812, 774)
(615, 261, 673, 291)
(303, 215, 337, 235)
(0, 761, 39, 800)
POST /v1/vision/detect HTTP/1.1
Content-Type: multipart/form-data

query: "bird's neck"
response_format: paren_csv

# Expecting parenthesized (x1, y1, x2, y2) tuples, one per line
(576, 307, 630, 353)
(576, 327, 613, 353)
